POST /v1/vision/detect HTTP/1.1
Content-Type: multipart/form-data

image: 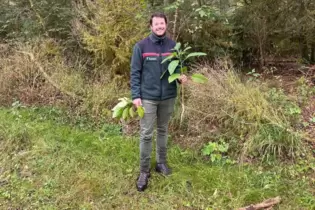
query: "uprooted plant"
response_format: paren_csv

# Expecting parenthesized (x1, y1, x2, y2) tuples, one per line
(111, 97, 144, 120)
(161, 43, 208, 126)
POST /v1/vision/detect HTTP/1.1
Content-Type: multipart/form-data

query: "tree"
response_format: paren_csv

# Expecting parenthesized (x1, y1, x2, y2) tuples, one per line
(76, 0, 148, 79)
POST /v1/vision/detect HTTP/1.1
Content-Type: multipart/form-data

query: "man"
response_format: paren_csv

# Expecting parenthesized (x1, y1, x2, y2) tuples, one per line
(130, 13, 187, 192)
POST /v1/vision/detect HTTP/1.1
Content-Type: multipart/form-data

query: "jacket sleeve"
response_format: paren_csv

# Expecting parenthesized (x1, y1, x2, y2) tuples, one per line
(130, 44, 142, 100)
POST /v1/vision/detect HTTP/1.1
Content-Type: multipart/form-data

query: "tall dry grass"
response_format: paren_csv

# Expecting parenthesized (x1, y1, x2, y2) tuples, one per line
(180, 59, 303, 161)
(0, 39, 129, 122)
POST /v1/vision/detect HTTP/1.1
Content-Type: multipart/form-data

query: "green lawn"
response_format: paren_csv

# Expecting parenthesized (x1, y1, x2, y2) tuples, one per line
(0, 107, 314, 209)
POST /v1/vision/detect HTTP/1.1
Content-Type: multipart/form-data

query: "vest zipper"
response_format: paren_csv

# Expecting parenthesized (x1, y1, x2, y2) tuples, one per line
(159, 41, 163, 100)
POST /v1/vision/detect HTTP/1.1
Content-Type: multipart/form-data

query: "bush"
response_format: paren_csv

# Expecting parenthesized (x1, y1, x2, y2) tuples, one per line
(76, 0, 148, 79)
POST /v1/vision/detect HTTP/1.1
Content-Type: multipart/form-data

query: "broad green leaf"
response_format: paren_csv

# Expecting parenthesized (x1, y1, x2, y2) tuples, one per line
(122, 107, 129, 120)
(168, 60, 179, 75)
(202, 147, 210, 156)
(199, 10, 207, 17)
(161, 54, 174, 64)
(123, 97, 132, 103)
(137, 106, 145, 118)
(112, 100, 128, 111)
(168, 73, 181, 83)
(129, 107, 135, 118)
(174, 43, 181, 51)
(183, 46, 192, 52)
(191, 73, 208, 83)
(112, 107, 124, 118)
(185, 52, 207, 60)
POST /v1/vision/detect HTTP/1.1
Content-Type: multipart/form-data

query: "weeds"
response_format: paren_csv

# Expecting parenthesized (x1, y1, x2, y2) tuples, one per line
(201, 139, 234, 164)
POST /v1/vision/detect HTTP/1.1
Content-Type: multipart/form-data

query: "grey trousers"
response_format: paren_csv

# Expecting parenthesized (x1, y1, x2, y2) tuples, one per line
(139, 98, 175, 173)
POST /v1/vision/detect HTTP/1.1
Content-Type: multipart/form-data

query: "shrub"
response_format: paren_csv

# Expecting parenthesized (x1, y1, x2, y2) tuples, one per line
(76, 0, 148, 79)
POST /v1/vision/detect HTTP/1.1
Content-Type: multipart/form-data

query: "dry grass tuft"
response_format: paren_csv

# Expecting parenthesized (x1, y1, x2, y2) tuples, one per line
(176, 59, 303, 161)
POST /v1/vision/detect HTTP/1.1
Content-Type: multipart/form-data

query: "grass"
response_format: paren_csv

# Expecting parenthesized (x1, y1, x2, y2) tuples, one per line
(0, 107, 315, 209)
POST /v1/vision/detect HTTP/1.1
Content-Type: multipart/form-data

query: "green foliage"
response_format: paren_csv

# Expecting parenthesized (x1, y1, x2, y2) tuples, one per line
(163, 42, 207, 83)
(232, 0, 315, 64)
(111, 97, 145, 120)
(168, 73, 181, 83)
(246, 69, 261, 81)
(77, 0, 148, 78)
(168, 60, 179, 75)
(161, 0, 315, 65)
(164, 0, 232, 59)
(0, 0, 73, 40)
(163, 42, 207, 126)
(265, 87, 302, 124)
(202, 140, 234, 164)
(296, 76, 315, 105)
(191, 73, 208, 84)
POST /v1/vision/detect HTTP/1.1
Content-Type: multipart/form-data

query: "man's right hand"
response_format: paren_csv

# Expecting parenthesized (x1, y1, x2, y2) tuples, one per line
(133, 98, 142, 108)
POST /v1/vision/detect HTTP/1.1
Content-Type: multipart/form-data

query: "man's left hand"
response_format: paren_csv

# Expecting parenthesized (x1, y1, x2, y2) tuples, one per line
(179, 74, 188, 84)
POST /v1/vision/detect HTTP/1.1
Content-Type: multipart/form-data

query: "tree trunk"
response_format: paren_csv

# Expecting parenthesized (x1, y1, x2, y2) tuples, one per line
(172, 7, 178, 40)
(299, 35, 309, 62)
(310, 42, 315, 63)
(298, 1, 309, 63)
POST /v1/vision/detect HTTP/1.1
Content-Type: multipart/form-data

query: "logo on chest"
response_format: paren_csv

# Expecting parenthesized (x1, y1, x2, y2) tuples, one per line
(146, 57, 158, 61)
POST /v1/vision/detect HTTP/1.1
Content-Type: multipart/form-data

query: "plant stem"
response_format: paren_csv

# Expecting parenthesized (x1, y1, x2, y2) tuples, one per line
(180, 82, 185, 127)
(180, 62, 185, 127)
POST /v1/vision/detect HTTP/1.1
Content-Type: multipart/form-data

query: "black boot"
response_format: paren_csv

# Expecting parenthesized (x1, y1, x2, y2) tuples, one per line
(155, 163, 172, 176)
(136, 172, 150, 192)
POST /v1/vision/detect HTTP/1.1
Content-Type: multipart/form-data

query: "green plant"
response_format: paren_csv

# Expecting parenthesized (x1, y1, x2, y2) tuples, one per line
(296, 76, 315, 106)
(162, 43, 207, 126)
(77, 0, 147, 79)
(202, 140, 233, 164)
(265, 87, 302, 124)
(111, 97, 144, 120)
(246, 69, 261, 81)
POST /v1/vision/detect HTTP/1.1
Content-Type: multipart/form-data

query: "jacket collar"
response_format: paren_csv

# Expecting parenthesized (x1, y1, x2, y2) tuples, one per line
(149, 32, 166, 44)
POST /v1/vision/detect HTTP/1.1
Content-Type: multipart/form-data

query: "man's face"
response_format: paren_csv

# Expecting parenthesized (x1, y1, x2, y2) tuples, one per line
(150, 17, 167, 36)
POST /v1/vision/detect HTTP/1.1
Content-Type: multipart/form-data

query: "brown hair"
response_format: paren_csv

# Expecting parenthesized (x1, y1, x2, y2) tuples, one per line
(149, 13, 168, 25)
